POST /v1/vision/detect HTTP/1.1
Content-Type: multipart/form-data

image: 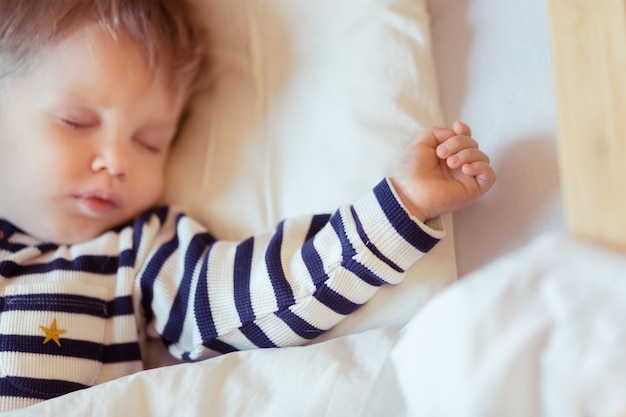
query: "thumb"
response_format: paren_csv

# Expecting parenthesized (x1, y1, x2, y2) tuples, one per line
(453, 120, 471, 136)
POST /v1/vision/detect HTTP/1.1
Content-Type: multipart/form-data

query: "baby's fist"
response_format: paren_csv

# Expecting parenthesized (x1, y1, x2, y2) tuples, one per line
(390, 121, 496, 222)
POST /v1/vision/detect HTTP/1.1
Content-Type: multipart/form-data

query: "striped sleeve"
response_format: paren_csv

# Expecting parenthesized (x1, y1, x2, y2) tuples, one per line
(138, 179, 445, 360)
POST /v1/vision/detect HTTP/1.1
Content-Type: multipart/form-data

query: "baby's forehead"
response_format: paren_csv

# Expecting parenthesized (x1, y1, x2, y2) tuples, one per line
(0, 0, 202, 97)
(47, 22, 193, 99)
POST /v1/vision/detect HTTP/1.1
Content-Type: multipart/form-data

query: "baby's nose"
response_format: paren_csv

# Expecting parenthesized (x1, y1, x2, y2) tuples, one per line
(91, 145, 128, 177)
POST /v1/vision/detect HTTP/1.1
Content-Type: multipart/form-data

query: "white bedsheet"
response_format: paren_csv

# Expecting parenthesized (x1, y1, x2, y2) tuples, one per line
(7, 234, 625, 417)
(429, 0, 565, 275)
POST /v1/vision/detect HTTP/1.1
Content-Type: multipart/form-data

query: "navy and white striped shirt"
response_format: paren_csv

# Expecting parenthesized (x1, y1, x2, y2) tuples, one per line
(0, 179, 444, 411)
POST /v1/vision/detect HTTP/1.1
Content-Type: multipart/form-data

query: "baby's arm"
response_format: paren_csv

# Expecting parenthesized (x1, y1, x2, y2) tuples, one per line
(139, 121, 494, 360)
(138, 182, 444, 360)
(390, 120, 495, 222)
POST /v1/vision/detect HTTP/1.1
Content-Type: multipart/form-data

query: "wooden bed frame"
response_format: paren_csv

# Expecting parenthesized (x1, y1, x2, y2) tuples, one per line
(548, 0, 626, 251)
(550, 5, 626, 411)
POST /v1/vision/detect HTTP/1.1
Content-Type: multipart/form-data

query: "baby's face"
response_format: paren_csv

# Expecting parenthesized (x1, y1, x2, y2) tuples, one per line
(0, 24, 188, 244)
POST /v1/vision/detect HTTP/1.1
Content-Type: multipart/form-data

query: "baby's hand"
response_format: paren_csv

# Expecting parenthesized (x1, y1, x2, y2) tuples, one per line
(390, 121, 496, 222)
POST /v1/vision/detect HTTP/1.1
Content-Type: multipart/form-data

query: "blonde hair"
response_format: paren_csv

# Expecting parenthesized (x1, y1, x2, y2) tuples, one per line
(0, 0, 204, 95)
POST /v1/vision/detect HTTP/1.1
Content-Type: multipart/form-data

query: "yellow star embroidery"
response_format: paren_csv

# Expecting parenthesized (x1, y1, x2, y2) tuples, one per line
(40, 319, 67, 347)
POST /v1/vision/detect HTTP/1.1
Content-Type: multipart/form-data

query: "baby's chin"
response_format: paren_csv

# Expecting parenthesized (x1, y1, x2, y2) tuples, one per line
(31, 216, 136, 246)
(48, 228, 112, 245)
(32, 227, 103, 246)
(4, 199, 157, 245)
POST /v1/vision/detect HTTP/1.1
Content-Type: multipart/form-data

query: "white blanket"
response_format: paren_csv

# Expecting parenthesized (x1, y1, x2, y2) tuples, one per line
(393, 234, 626, 417)
(8, 234, 625, 417)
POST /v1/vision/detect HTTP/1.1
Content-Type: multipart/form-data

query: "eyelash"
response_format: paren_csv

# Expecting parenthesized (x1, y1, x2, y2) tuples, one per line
(60, 118, 164, 154)
(138, 141, 161, 154)
(61, 119, 90, 129)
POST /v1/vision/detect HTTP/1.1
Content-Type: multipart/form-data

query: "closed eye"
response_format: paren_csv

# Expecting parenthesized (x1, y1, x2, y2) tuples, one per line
(60, 118, 94, 129)
(134, 130, 175, 154)
(138, 141, 161, 153)
(133, 136, 164, 154)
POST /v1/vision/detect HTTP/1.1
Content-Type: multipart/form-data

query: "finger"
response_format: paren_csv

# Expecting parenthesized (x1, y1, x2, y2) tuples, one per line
(413, 123, 472, 150)
(461, 161, 497, 191)
(453, 120, 472, 136)
(406, 126, 451, 148)
(446, 148, 490, 169)
(436, 135, 479, 159)
(431, 126, 457, 144)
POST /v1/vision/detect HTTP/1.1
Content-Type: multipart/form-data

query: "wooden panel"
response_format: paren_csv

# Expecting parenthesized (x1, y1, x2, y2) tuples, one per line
(547, 0, 626, 249)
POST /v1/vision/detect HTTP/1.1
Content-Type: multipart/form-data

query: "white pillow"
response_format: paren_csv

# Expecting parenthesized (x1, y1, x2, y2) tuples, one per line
(163, 0, 455, 345)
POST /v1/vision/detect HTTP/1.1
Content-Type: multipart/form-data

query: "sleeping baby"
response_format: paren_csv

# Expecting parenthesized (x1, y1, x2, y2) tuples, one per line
(0, 0, 495, 412)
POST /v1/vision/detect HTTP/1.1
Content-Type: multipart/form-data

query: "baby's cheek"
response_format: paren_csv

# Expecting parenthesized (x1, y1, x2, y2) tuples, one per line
(141, 175, 165, 208)
(126, 159, 168, 216)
